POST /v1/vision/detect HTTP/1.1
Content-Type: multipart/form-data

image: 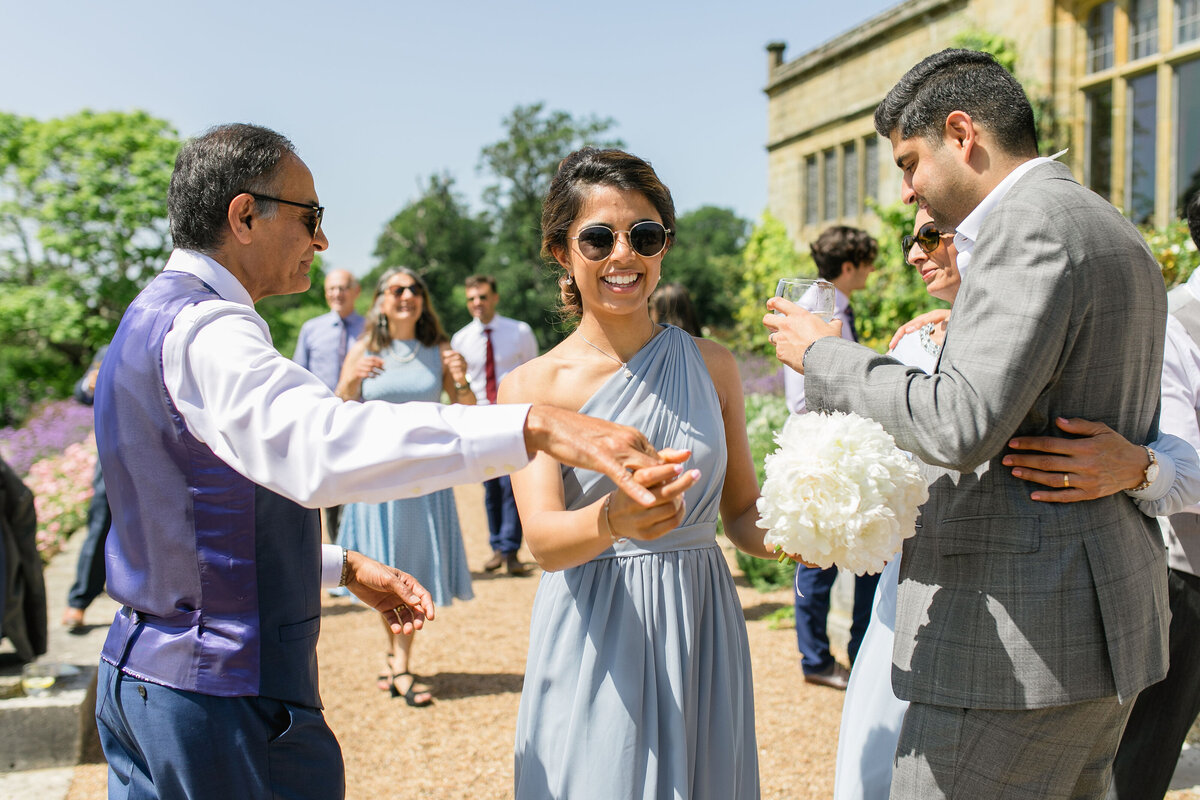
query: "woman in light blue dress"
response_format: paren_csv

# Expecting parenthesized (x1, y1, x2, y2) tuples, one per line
(501, 148, 775, 799)
(335, 268, 476, 706)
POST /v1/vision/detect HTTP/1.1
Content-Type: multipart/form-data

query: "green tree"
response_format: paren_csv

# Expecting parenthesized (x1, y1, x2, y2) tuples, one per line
(368, 173, 490, 334)
(0, 110, 180, 424)
(665, 206, 750, 333)
(477, 103, 623, 346)
(733, 212, 811, 353)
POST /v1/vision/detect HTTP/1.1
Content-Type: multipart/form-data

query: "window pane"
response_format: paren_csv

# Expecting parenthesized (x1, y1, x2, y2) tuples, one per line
(864, 137, 879, 205)
(1127, 72, 1157, 224)
(842, 144, 859, 218)
(1086, 85, 1114, 201)
(1088, 2, 1115, 72)
(1178, 0, 1200, 45)
(823, 147, 838, 221)
(1178, 59, 1200, 216)
(805, 154, 818, 226)
(1129, 0, 1159, 59)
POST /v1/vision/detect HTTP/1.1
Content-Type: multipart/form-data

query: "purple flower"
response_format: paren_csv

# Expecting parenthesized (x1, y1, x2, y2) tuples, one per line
(0, 399, 95, 477)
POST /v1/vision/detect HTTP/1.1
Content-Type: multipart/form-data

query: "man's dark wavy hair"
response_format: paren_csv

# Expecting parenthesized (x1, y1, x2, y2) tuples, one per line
(874, 48, 1038, 156)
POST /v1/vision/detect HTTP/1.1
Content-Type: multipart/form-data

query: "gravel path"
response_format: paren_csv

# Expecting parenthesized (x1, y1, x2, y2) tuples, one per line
(62, 482, 1200, 799)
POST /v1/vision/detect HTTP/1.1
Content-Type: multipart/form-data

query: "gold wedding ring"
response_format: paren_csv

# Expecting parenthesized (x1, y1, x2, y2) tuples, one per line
(1062, 473, 1070, 488)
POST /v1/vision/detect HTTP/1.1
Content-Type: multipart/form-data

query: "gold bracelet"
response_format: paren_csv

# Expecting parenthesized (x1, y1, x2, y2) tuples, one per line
(338, 548, 350, 587)
(601, 494, 628, 545)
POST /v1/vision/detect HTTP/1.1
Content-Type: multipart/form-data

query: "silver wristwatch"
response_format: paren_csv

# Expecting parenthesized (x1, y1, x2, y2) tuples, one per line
(1131, 446, 1159, 492)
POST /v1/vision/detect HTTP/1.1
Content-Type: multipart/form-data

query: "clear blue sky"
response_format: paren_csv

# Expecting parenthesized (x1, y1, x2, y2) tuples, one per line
(2, 0, 899, 277)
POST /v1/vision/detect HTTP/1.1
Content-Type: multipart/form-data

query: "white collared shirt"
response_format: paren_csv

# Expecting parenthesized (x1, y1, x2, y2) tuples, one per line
(952, 150, 1068, 283)
(450, 314, 539, 405)
(158, 250, 532, 585)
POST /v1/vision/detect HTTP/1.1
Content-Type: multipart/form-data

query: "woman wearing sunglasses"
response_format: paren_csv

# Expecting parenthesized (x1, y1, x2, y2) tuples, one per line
(833, 210, 1200, 800)
(334, 268, 475, 707)
(500, 148, 773, 798)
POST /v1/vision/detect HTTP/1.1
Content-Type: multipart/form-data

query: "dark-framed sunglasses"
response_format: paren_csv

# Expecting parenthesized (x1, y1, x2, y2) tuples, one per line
(246, 192, 324, 238)
(387, 284, 425, 299)
(902, 222, 947, 263)
(569, 221, 672, 262)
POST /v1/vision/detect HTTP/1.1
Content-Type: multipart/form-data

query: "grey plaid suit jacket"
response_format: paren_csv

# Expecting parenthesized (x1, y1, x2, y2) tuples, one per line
(805, 161, 1170, 710)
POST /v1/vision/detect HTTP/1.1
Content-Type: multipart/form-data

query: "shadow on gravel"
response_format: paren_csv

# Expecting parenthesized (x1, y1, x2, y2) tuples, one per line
(428, 671, 524, 699)
(741, 601, 788, 621)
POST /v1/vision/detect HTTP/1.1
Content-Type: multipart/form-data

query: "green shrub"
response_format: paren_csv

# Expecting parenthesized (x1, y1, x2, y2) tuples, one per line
(735, 391, 797, 591)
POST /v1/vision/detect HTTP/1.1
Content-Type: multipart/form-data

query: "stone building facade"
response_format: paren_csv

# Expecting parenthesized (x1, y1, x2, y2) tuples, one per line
(765, 0, 1200, 243)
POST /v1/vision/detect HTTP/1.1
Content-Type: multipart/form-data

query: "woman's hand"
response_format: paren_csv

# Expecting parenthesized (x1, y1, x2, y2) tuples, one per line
(888, 308, 951, 351)
(1003, 417, 1151, 502)
(442, 348, 468, 385)
(351, 354, 385, 381)
(604, 451, 699, 542)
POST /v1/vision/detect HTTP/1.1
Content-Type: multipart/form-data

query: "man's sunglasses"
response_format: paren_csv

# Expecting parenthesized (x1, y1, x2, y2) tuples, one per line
(902, 222, 947, 263)
(246, 192, 324, 238)
(387, 284, 425, 299)
(569, 221, 672, 262)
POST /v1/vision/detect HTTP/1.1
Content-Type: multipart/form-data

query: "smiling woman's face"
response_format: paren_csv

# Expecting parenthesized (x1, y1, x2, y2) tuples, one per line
(907, 208, 961, 304)
(554, 184, 667, 321)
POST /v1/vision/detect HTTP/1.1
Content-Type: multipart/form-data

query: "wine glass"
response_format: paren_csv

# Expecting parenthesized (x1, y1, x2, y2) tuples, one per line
(775, 278, 836, 322)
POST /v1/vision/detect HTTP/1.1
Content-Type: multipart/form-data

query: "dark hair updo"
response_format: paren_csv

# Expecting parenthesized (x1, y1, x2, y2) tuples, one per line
(541, 148, 676, 321)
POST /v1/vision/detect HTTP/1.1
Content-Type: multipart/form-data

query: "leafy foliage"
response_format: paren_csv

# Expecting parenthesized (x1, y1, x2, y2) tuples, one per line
(1147, 219, 1200, 288)
(369, 173, 490, 335)
(477, 103, 623, 346)
(0, 110, 180, 424)
(733, 212, 811, 354)
(734, 391, 795, 591)
(664, 206, 749, 332)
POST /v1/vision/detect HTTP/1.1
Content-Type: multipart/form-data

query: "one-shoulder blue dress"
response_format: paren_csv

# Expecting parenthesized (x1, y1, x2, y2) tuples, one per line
(337, 340, 473, 607)
(513, 325, 759, 799)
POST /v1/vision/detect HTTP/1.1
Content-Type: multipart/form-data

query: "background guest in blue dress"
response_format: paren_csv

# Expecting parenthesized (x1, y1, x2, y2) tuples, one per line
(501, 147, 775, 798)
(335, 267, 475, 706)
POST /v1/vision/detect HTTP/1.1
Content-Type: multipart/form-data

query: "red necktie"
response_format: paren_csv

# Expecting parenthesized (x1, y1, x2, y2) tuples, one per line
(484, 327, 497, 404)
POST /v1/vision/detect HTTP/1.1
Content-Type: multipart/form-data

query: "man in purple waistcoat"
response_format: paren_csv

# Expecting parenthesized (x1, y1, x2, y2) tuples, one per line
(93, 123, 680, 800)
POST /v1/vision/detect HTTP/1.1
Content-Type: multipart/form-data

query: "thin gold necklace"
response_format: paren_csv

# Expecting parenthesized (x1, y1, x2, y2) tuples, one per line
(577, 328, 655, 380)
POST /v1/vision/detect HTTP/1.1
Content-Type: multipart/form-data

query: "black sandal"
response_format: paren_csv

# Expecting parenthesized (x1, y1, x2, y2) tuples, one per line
(391, 671, 433, 707)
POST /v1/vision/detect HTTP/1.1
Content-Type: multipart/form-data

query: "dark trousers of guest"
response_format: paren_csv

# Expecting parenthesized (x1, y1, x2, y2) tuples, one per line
(67, 462, 111, 610)
(484, 475, 522, 555)
(1107, 568, 1200, 800)
(794, 564, 880, 674)
(322, 505, 342, 544)
(96, 661, 344, 800)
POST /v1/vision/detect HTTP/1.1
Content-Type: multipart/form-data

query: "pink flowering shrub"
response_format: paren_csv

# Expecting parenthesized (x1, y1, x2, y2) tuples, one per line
(23, 435, 97, 560)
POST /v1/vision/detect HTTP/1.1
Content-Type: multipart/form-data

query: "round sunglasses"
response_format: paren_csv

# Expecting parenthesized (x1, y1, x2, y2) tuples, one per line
(902, 222, 951, 265)
(569, 221, 672, 262)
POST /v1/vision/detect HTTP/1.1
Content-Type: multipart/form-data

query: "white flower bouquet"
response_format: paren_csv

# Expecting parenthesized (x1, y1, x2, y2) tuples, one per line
(756, 410, 928, 576)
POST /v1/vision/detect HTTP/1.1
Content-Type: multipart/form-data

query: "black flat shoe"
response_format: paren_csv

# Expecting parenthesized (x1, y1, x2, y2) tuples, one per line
(390, 671, 433, 707)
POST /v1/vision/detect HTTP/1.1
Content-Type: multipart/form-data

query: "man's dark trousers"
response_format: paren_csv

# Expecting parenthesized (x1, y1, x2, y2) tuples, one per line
(484, 475, 522, 555)
(794, 564, 880, 673)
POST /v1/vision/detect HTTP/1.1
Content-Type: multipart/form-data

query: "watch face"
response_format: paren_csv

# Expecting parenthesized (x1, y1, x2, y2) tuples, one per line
(1146, 463, 1160, 483)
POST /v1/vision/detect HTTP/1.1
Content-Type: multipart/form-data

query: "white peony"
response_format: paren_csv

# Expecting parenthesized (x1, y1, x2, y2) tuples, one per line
(756, 410, 928, 575)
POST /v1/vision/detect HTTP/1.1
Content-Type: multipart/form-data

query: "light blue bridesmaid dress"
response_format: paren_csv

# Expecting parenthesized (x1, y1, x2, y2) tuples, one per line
(337, 339, 473, 607)
(513, 325, 759, 800)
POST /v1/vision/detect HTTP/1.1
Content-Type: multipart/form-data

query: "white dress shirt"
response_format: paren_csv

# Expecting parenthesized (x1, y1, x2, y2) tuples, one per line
(450, 315, 539, 405)
(784, 286, 856, 414)
(159, 250, 533, 585)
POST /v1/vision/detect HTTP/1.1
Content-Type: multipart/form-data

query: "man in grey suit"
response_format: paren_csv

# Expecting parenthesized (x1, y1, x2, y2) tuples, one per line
(765, 49, 1170, 798)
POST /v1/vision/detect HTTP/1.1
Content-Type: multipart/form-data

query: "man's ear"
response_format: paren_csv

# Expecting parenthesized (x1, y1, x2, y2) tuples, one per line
(944, 110, 977, 160)
(840, 260, 856, 279)
(227, 193, 256, 245)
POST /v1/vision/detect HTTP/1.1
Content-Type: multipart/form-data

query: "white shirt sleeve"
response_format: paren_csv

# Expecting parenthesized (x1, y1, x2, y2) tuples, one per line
(162, 300, 532, 509)
(1132, 317, 1200, 516)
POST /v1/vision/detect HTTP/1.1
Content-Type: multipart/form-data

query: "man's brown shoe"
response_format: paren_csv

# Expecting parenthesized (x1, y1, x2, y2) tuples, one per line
(505, 553, 529, 576)
(803, 663, 849, 690)
(61, 607, 85, 631)
(483, 551, 504, 572)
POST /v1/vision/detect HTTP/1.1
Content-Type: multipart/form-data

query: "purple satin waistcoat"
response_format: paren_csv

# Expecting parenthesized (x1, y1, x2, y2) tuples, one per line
(94, 270, 322, 707)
